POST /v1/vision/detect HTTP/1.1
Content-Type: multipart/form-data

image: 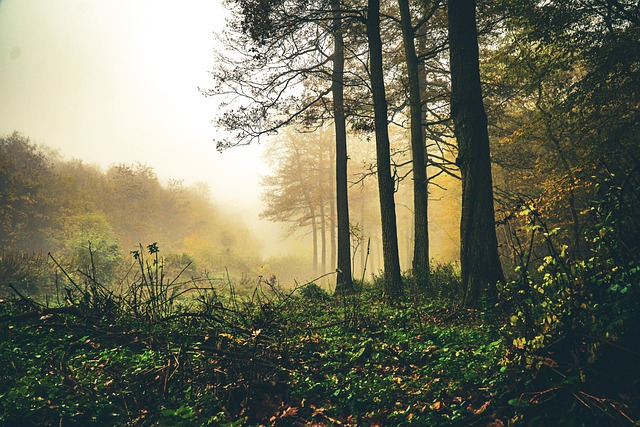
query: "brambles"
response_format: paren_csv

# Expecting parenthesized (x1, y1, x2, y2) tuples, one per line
(0, 249, 516, 426)
(1, 241, 638, 425)
(498, 178, 640, 425)
(0, 252, 53, 298)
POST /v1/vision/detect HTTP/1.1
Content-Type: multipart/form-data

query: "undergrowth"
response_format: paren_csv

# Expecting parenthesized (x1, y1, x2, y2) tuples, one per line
(1, 231, 638, 426)
(0, 245, 517, 426)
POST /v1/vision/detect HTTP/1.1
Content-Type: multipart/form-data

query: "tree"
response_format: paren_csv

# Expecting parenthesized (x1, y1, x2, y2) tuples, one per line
(331, 0, 354, 292)
(0, 132, 53, 252)
(447, 0, 504, 306)
(397, 0, 429, 284)
(261, 128, 336, 277)
(367, 0, 403, 300)
(210, 0, 354, 290)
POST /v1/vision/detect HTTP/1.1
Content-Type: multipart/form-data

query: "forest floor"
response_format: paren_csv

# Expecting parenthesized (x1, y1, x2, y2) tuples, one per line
(0, 281, 636, 426)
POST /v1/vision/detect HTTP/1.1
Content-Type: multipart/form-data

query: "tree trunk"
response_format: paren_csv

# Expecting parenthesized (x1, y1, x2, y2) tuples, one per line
(447, 0, 504, 306)
(417, 1, 432, 283)
(367, 0, 404, 301)
(320, 191, 327, 275)
(398, 0, 430, 285)
(332, 0, 354, 293)
(360, 199, 366, 276)
(311, 209, 319, 277)
(329, 143, 337, 273)
(330, 194, 337, 276)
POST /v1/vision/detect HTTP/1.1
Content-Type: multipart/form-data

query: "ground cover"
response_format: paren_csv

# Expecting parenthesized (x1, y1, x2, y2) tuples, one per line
(0, 277, 519, 426)
(1, 251, 637, 426)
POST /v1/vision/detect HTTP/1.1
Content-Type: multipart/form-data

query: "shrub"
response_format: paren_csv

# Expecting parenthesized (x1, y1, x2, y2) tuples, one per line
(299, 282, 330, 300)
(427, 261, 463, 303)
(498, 175, 640, 424)
(0, 252, 53, 297)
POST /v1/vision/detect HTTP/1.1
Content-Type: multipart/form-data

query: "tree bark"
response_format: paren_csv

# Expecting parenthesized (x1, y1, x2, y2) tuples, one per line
(329, 142, 337, 273)
(398, 0, 430, 285)
(310, 207, 319, 277)
(447, 0, 504, 306)
(360, 198, 366, 276)
(320, 189, 327, 274)
(367, 0, 404, 301)
(332, 0, 354, 293)
(417, 2, 432, 284)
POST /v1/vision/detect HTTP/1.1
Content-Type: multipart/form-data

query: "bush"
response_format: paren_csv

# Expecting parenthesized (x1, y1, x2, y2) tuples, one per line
(427, 261, 463, 303)
(299, 282, 330, 300)
(498, 176, 640, 424)
(0, 252, 53, 297)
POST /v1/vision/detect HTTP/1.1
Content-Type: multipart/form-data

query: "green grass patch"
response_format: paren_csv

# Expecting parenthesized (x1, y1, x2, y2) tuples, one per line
(0, 286, 517, 426)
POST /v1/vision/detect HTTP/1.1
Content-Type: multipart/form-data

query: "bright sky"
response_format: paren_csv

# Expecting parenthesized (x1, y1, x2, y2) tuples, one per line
(0, 0, 269, 215)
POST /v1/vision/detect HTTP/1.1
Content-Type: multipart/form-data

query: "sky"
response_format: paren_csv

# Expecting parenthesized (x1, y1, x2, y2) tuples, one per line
(0, 0, 287, 252)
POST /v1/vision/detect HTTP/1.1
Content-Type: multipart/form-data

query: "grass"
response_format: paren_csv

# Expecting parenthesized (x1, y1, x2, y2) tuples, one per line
(0, 267, 519, 426)
(1, 251, 637, 426)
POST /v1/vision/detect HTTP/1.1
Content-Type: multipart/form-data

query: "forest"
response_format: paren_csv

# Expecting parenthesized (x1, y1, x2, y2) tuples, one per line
(1, 0, 639, 425)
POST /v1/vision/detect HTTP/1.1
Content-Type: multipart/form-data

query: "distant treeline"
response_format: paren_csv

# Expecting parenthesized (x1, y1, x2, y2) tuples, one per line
(0, 131, 265, 285)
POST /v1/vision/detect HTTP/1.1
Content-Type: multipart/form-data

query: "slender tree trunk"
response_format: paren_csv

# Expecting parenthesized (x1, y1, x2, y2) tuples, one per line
(360, 195, 366, 276)
(417, 2, 431, 282)
(329, 143, 337, 272)
(333, 0, 354, 293)
(330, 194, 337, 274)
(447, 0, 504, 306)
(398, 0, 430, 286)
(367, 0, 403, 301)
(311, 209, 319, 277)
(317, 132, 328, 275)
(320, 191, 327, 274)
(407, 220, 413, 269)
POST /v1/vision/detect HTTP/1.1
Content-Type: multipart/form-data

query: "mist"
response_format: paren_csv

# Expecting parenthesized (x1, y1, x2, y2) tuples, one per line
(259, 125, 461, 287)
(0, 0, 306, 285)
(0, 1, 265, 216)
(0, 1, 462, 294)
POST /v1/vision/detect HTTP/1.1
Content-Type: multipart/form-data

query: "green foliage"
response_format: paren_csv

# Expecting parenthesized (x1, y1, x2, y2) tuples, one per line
(498, 178, 640, 425)
(286, 295, 508, 426)
(0, 133, 264, 282)
(0, 132, 53, 252)
(49, 211, 123, 286)
(298, 282, 330, 301)
(0, 252, 53, 297)
(2, 226, 639, 426)
(0, 249, 519, 427)
(426, 262, 464, 303)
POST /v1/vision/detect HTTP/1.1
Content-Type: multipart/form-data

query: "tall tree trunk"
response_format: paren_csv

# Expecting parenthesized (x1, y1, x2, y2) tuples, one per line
(311, 209, 319, 277)
(330, 197, 337, 276)
(320, 191, 328, 274)
(417, 2, 431, 283)
(329, 143, 337, 273)
(332, 0, 354, 293)
(398, 0, 430, 285)
(447, 0, 504, 306)
(360, 195, 366, 276)
(322, 134, 337, 271)
(367, 0, 403, 301)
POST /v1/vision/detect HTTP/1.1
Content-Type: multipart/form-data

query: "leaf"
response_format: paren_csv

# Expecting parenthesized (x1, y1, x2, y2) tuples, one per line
(508, 398, 521, 407)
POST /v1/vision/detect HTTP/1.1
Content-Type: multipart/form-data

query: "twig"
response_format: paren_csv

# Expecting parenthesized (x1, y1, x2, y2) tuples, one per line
(7, 283, 42, 311)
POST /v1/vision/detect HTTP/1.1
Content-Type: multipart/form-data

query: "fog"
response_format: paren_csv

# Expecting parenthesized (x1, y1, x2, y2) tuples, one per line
(0, 1, 288, 247)
(0, 1, 460, 289)
(0, 1, 265, 211)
